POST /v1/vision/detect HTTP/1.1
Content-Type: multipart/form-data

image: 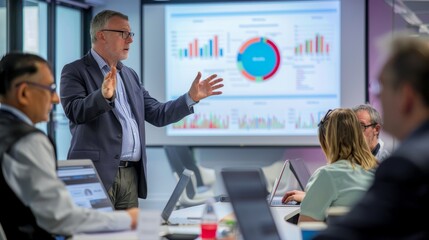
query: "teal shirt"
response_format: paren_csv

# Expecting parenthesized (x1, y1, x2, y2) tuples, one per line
(300, 160, 375, 221)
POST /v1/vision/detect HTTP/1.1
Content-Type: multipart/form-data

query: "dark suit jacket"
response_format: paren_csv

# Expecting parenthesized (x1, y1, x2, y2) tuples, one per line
(314, 120, 429, 240)
(60, 52, 193, 198)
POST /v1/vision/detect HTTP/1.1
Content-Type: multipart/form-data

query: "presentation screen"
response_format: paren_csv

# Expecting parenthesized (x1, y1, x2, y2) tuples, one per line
(143, 0, 366, 146)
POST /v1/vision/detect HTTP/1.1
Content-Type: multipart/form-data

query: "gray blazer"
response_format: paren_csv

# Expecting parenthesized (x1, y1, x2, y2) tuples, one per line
(60, 52, 193, 198)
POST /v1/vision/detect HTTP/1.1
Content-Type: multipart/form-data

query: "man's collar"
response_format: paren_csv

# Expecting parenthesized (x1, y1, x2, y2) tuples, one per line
(0, 103, 33, 125)
(90, 49, 123, 71)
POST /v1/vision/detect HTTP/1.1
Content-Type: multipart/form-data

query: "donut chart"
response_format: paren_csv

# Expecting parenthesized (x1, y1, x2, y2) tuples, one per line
(237, 37, 281, 82)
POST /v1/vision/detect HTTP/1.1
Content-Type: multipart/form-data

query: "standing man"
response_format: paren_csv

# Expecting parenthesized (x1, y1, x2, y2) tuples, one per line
(60, 10, 223, 210)
(353, 104, 390, 162)
(315, 36, 429, 239)
(0, 52, 138, 239)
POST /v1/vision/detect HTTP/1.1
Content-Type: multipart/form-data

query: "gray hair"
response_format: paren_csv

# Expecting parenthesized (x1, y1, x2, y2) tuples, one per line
(352, 104, 383, 125)
(90, 10, 128, 44)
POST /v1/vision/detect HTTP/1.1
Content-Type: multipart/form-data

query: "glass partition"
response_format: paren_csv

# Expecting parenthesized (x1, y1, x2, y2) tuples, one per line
(23, 0, 49, 132)
(23, 0, 48, 58)
(0, 0, 7, 56)
(55, 5, 82, 160)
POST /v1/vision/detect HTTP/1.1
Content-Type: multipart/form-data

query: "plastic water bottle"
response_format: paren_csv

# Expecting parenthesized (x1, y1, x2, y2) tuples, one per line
(200, 198, 218, 240)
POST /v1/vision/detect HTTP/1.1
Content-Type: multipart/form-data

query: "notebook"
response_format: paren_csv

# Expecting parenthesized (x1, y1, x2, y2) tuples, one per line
(57, 159, 114, 212)
(221, 168, 282, 240)
(267, 160, 298, 207)
(289, 158, 312, 191)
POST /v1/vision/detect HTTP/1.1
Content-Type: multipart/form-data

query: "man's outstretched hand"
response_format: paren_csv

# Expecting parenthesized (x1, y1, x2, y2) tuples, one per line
(188, 72, 224, 102)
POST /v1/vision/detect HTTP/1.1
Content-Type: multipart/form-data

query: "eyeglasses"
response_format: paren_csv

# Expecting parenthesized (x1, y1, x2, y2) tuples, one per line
(361, 123, 377, 131)
(318, 109, 333, 139)
(16, 81, 57, 94)
(318, 109, 333, 128)
(101, 29, 135, 39)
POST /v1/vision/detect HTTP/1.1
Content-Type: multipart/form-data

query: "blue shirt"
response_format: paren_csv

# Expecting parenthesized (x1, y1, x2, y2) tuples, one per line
(90, 49, 197, 161)
(91, 49, 141, 162)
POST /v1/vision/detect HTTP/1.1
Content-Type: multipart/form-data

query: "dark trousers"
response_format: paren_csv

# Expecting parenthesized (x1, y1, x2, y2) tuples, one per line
(108, 167, 139, 210)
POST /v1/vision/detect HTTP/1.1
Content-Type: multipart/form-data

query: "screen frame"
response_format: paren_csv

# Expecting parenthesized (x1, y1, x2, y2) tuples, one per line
(141, 0, 367, 146)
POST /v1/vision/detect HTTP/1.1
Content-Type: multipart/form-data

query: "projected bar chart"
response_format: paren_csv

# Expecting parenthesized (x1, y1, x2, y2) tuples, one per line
(294, 111, 325, 129)
(172, 113, 229, 129)
(178, 35, 224, 59)
(295, 34, 330, 55)
(238, 115, 286, 130)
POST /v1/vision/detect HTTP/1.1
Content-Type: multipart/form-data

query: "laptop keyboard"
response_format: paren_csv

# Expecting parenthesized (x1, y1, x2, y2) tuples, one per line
(271, 198, 298, 206)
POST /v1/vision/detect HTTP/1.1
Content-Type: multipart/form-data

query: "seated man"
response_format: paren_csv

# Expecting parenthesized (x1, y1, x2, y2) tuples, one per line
(353, 103, 390, 162)
(0, 52, 138, 240)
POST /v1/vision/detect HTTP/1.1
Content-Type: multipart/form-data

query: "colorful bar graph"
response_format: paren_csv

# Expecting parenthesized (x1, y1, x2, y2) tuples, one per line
(172, 113, 229, 129)
(238, 115, 285, 130)
(295, 111, 325, 129)
(179, 35, 223, 59)
(295, 34, 330, 55)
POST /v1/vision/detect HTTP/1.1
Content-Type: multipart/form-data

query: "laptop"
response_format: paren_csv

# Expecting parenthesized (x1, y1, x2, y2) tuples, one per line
(161, 169, 197, 225)
(289, 158, 312, 191)
(221, 168, 282, 240)
(57, 159, 114, 212)
(267, 160, 298, 207)
(160, 169, 203, 240)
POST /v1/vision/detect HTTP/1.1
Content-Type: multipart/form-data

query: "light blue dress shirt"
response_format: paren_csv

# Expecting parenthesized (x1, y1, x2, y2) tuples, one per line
(91, 49, 141, 161)
(90, 49, 197, 162)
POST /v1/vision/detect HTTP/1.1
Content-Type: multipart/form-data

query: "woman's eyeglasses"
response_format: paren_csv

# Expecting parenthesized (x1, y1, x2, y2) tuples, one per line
(318, 109, 333, 127)
(317, 109, 333, 138)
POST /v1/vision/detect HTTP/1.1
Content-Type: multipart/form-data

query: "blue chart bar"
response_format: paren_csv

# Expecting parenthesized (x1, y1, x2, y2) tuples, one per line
(184, 49, 188, 57)
(220, 49, 223, 57)
(209, 39, 213, 57)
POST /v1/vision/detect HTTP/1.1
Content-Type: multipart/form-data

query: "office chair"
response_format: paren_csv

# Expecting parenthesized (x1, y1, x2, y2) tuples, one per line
(164, 145, 217, 207)
(172, 170, 216, 207)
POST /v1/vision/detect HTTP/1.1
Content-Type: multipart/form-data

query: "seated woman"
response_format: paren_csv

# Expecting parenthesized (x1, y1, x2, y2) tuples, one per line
(282, 108, 378, 223)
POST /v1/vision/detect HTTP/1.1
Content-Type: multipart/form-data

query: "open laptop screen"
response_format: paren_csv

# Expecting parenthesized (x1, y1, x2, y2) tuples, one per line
(267, 159, 289, 205)
(161, 169, 193, 224)
(57, 159, 114, 212)
(221, 169, 281, 240)
(289, 158, 311, 190)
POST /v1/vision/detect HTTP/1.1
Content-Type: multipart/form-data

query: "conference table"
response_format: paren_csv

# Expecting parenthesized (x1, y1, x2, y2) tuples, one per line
(72, 202, 301, 240)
